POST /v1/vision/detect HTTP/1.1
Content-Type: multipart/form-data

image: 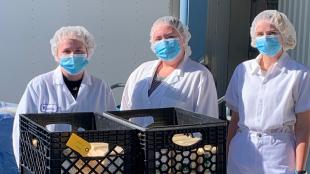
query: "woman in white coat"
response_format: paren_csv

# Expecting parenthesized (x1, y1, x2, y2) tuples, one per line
(121, 16, 218, 118)
(225, 10, 310, 174)
(12, 26, 116, 166)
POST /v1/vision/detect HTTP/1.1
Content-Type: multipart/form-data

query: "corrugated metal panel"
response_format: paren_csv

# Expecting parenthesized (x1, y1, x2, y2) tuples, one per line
(278, 0, 310, 67)
(205, 0, 231, 97)
(205, 0, 231, 119)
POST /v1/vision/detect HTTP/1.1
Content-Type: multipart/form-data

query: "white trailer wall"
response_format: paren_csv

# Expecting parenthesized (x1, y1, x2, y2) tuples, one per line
(0, 0, 173, 104)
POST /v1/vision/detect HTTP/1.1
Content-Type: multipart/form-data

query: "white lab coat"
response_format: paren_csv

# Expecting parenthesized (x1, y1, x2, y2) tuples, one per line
(121, 57, 218, 118)
(12, 67, 116, 166)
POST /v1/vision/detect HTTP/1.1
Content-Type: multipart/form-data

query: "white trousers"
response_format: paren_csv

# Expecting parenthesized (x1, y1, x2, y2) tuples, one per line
(227, 129, 295, 174)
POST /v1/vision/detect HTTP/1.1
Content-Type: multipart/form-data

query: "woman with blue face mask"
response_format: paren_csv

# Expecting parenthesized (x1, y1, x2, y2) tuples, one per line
(121, 16, 219, 119)
(225, 10, 310, 174)
(12, 26, 116, 167)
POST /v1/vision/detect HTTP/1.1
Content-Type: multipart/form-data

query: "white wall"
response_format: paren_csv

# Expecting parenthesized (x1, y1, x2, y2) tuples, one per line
(0, 0, 172, 104)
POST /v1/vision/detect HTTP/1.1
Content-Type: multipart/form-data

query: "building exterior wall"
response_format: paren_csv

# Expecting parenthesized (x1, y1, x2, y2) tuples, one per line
(279, 0, 310, 66)
(0, 0, 172, 103)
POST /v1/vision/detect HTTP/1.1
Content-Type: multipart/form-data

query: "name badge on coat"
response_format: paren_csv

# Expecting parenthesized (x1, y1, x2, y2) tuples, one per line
(40, 104, 59, 112)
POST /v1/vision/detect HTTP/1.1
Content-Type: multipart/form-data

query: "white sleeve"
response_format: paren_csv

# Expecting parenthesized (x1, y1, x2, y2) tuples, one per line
(295, 71, 310, 113)
(12, 83, 38, 167)
(224, 66, 240, 112)
(105, 86, 116, 111)
(106, 86, 117, 111)
(195, 72, 219, 118)
(120, 65, 142, 111)
(120, 78, 132, 111)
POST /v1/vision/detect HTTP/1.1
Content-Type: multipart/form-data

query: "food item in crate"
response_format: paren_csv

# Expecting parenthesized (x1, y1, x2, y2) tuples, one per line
(155, 134, 218, 173)
(62, 145, 124, 173)
(172, 133, 201, 146)
(63, 133, 124, 173)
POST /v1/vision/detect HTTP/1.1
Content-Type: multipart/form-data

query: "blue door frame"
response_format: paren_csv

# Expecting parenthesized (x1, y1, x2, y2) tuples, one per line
(180, 0, 208, 62)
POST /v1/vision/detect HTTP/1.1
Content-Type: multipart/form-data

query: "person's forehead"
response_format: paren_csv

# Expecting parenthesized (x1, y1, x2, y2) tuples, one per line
(58, 39, 85, 48)
(152, 24, 177, 35)
(255, 20, 278, 31)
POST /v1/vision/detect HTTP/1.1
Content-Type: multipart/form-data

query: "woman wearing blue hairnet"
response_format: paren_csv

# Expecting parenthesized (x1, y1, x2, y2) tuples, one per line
(120, 16, 218, 118)
(225, 10, 310, 174)
(12, 26, 116, 167)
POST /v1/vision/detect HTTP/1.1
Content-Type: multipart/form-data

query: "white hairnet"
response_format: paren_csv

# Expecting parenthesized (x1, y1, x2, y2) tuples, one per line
(250, 10, 296, 51)
(150, 16, 192, 58)
(50, 26, 96, 60)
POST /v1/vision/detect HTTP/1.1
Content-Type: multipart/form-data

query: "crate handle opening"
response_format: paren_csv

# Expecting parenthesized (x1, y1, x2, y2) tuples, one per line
(46, 123, 72, 132)
(128, 116, 154, 128)
(172, 132, 202, 147)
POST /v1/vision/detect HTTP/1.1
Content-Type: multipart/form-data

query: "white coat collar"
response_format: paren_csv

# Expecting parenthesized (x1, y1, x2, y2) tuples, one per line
(167, 57, 188, 84)
(250, 52, 289, 75)
(151, 57, 187, 79)
(53, 66, 92, 85)
(174, 56, 188, 77)
(147, 57, 189, 85)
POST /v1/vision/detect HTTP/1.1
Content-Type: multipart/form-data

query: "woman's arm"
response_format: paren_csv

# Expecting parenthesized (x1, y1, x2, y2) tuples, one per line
(295, 110, 310, 171)
(12, 83, 38, 167)
(120, 82, 131, 110)
(226, 111, 239, 156)
(195, 71, 219, 118)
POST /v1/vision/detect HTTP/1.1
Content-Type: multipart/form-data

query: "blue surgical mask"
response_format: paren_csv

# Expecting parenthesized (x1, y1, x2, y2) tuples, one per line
(59, 54, 89, 75)
(256, 35, 282, 57)
(153, 38, 181, 61)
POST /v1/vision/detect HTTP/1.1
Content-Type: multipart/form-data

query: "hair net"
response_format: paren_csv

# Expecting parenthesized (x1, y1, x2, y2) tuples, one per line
(250, 10, 296, 51)
(150, 16, 192, 58)
(50, 26, 96, 61)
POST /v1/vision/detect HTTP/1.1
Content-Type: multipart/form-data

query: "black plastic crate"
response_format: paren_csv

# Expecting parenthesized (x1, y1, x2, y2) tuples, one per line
(20, 112, 140, 174)
(105, 108, 227, 174)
